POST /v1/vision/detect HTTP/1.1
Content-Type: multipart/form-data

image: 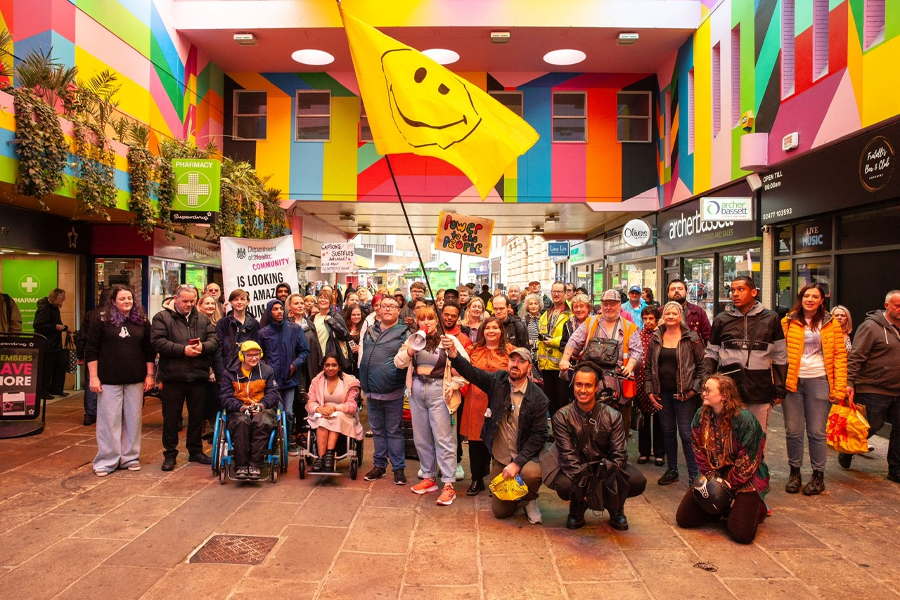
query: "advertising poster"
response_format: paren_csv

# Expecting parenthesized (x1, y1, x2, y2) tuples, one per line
(434, 211, 495, 257)
(1, 260, 58, 333)
(220, 236, 299, 321)
(321, 243, 355, 273)
(0, 335, 42, 419)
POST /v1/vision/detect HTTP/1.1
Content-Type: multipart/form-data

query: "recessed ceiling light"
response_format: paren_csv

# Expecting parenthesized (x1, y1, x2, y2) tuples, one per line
(27, 252, 40, 255)
(422, 48, 460, 65)
(543, 49, 586, 66)
(617, 32, 640, 45)
(291, 49, 334, 66)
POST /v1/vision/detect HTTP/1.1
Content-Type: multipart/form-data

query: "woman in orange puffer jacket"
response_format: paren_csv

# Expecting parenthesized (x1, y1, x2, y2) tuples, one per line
(780, 283, 847, 497)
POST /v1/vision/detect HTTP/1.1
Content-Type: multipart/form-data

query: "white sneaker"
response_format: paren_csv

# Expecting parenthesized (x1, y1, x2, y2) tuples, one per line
(126, 463, 141, 471)
(417, 468, 425, 480)
(455, 463, 465, 481)
(523, 499, 542, 524)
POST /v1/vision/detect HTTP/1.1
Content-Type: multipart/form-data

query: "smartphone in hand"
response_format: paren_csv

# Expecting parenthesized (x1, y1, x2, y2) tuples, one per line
(188, 338, 200, 345)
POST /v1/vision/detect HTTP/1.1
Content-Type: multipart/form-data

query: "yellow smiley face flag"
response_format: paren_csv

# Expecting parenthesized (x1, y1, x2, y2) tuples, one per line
(339, 5, 539, 200)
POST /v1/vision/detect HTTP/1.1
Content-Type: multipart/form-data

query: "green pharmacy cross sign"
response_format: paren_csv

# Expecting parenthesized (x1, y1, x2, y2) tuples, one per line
(171, 159, 221, 224)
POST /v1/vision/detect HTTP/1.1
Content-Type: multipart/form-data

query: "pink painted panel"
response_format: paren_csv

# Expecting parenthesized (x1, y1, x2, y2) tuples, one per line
(551, 143, 586, 202)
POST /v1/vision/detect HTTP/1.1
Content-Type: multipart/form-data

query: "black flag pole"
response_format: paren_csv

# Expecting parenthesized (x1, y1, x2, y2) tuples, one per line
(384, 155, 445, 336)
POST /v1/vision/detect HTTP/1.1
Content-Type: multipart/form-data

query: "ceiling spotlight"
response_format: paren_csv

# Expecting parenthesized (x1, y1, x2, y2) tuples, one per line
(617, 32, 639, 45)
(543, 49, 586, 66)
(233, 33, 257, 46)
(422, 48, 460, 65)
(357, 225, 370, 233)
(340, 213, 355, 222)
(491, 31, 510, 44)
(545, 214, 560, 223)
(532, 226, 544, 234)
(291, 49, 334, 66)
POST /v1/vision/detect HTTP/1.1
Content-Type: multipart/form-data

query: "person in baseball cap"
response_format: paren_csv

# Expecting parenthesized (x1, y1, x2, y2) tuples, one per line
(624, 285, 648, 328)
(442, 336, 549, 524)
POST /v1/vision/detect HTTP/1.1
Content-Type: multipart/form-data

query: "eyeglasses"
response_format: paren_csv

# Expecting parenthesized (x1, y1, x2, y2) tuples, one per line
(551, 290, 564, 295)
(244, 353, 261, 360)
(381, 305, 399, 311)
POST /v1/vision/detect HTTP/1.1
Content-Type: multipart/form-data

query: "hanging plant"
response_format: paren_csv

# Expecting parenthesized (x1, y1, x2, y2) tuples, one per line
(10, 86, 68, 203)
(66, 70, 121, 219)
(126, 122, 158, 239)
(262, 187, 288, 238)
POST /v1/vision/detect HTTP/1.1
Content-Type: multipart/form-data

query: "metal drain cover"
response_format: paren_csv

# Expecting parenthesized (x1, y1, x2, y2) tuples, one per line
(190, 535, 278, 565)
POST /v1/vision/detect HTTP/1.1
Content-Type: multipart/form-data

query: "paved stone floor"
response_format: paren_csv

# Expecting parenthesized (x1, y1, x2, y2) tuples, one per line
(1, 393, 900, 599)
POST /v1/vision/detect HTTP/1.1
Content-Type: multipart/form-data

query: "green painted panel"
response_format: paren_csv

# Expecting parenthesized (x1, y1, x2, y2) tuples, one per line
(297, 73, 356, 97)
(849, 0, 865, 42)
(357, 143, 381, 175)
(75, 0, 151, 58)
(150, 36, 184, 119)
(0, 156, 17, 184)
(796, 0, 813, 34)
(755, 3, 782, 112)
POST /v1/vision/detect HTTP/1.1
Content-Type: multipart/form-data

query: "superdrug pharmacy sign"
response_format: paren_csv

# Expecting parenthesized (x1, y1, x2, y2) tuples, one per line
(762, 121, 900, 225)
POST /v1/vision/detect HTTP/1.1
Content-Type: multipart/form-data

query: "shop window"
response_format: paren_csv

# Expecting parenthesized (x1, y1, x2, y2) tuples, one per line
(813, 0, 829, 80)
(616, 91, 651, 143)
(782, 0, 796, 98)
(359, 102, 373, 143)
(552, 92, 586, 142)
(489, 91, 523, 118)
(684, 256, 713, 318)
(712, 43, 721, 138)
(776, 226, 792, 255)
(796, 260, 832, 306)
(865, 0, 886, 49)
(775, 259, 792, 318)
(731, 25, 741, 128)
(839, 205, 900, 250)
(718, 249, 761, 315)
(94, 259, 143, 307)
(296, 91, 331, 141)
(688, 69, 695, 154)
(233, 90, 267, 140)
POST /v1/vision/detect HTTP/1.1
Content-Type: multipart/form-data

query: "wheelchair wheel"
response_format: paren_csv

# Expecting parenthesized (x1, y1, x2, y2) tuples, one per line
(211, 413, 223, 476)
(350, 457, 358, 480)
(280, 411, 289, 474)
(219, 461, 227, 485)
(298, 455, 306, 479)
(270, 462, 278, 483)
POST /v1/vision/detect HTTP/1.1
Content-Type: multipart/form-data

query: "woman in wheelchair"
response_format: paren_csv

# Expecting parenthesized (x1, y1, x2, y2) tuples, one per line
(220, 341, 280, 480)
(305, 354, 363, 472)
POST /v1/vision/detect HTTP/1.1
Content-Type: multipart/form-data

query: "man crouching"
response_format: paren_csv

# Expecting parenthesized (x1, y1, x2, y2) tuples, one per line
(551, 362, 647, 530)
(220, 341, 280, 480)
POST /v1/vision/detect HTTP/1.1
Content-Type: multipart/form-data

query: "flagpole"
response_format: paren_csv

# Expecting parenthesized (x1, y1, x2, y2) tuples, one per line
(384, 155, 445, 336)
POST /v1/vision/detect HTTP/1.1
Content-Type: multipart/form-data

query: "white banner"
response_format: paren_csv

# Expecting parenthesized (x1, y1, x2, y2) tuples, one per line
(320, 242, 355, 273)
(221, 236, 300, 321)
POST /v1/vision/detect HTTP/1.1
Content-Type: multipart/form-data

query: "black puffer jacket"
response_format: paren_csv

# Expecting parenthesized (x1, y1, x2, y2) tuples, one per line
(644, 324, 705, 397)
(33, 297, 63, 351)
(150, 306, 218, 383)
(500, 314, 529, 348)
(552, 401, 627, 480)
(450, 354, 549, 468)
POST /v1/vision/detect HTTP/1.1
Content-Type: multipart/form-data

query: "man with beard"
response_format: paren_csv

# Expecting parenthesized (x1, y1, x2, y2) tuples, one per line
(667, 279, 711, 343)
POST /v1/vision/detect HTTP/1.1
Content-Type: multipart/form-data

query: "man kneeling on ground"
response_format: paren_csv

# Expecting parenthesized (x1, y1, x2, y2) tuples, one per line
(552, 362, 647, 531)
(220, 341, 280, 480)
(443, 338, 548, 524)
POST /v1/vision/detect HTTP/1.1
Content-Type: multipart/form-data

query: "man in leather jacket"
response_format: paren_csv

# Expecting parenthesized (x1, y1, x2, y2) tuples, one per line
(552, 363, 647, 531)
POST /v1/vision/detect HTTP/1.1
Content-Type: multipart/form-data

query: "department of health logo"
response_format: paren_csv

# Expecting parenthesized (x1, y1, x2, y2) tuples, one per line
(236, 247, 246, 260)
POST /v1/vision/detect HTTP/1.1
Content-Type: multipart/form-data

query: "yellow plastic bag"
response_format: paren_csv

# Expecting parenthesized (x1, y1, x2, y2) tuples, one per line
(827, 399, 870, 454)
(489, 473, 528, 502)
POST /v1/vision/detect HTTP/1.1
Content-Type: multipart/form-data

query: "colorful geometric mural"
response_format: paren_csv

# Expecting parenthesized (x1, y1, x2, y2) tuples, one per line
(660, 0, 900, 207)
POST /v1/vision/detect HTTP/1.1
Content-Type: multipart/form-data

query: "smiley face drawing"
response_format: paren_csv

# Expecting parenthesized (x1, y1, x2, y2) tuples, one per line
(381, 48, 482, 150)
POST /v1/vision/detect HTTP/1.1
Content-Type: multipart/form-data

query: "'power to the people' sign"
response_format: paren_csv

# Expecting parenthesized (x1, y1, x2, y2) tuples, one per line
(172, 159, 221, 225)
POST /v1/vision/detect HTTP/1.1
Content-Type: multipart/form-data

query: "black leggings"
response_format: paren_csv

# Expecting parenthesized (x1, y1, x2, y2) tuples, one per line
(467, 440, 491, 481)
(676, 488, 766, 544)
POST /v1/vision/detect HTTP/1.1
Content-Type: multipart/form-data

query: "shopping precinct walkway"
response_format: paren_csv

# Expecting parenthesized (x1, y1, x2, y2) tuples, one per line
(1, 394, 899, 600)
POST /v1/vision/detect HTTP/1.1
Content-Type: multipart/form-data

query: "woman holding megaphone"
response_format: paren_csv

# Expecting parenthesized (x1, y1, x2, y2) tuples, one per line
(395, 305, 468, 506)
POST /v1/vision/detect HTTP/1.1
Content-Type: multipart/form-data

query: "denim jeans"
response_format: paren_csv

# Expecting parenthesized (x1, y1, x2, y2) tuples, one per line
(782, 376, 831, 471)
(277, 387, 296, 420)
(367, 397, 406, 472)
(409, 377, 457, 484)
(856, 392, 900, 477)
(83, 388, 98, 417)
(658, 393, 699, 479)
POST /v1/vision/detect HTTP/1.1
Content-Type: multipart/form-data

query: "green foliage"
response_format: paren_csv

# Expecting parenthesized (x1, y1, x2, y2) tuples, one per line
(11, 86, 68, 203)
(126, 122, 157, 239)
(262, 188, 288, 238)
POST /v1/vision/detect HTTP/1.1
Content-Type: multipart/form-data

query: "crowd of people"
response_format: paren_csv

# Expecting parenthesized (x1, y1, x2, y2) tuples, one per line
(20, 277, 900, 544)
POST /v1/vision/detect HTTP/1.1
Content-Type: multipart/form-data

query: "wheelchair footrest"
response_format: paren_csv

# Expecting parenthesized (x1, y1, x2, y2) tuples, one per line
(308, 470, 342, 477)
